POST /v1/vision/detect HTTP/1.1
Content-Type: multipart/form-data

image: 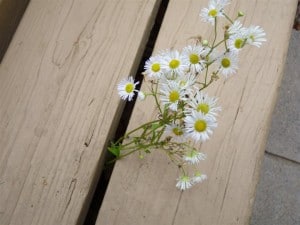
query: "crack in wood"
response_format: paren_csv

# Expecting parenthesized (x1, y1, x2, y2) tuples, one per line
(84, 129, 95, 147)
(62, 178, 77, 218)
(171, 192, 183, 225)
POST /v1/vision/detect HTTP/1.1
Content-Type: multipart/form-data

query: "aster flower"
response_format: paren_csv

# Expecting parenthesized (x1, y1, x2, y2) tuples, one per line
(182, 45, 206, 74)
(218, 52, 238, 77)
(227, 32, 247, 53)
(186, 91, 221, 117)
(245, 25, 266, 47)
(160, 50, 189, 76)
(192, 172, 208, 184)
(176, 175, 193, 190)
(117, 76, 139, 101)
(213, 0, 230, 7)
(144, 55, 163, 79)
(227, 20, 244, 35)
(184, 111, 217, 142)
(200, 0, 229, 25)
(160, 81, 186, 111)
(183, 150, 206, 164)
(175, 73, 197, 91)
(165, 122, 186, 143)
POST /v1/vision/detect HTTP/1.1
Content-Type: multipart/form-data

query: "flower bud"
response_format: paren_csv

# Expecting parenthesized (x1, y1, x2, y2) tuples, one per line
(224, 31, 230, 39)
(138, 91, 145, 101)
(202, 39, 209, 46)
(238, 11, 244, 17)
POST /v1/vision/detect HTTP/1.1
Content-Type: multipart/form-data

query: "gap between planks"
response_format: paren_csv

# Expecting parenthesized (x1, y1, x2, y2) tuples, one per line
(83, 0, 169, 224)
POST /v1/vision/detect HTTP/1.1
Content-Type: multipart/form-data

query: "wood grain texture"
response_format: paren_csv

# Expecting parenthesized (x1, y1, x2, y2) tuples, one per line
(0, 0, 30, 62)
(96, 0, 298, 225)
(0, 0, 161, 224)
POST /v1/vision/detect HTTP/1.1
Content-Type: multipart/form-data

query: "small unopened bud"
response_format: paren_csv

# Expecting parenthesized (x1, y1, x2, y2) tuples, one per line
(224, 31, 230, 39)
(238, 11, 244, 17)
(138, 91, 145, 101)
(202, 39, 209, 46)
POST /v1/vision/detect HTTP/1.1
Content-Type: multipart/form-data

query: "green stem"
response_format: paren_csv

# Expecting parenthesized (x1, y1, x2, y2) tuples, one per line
(204, 65, 209, 85)
(207, 17, 218, 57)
(212, 17, 218, 47)
(153, 82, 162, 115)
(222, 12, 234, 24)
(156, 126, 166, 142)
(200, 76, 214, 91)
(106, 149, 140, 164)
(214, 39, 226, 49)
(115, 119, 161, 144)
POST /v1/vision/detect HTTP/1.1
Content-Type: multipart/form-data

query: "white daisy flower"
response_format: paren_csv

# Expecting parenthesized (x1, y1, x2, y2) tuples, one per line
(144, 55, 163, 79)
(186, 91, 221, 117)
(227, 33, 247, 53)
(160, 70, 180, 81)
(227, 20, 244, 35)
(218, 52, 238, 77)
(182, 45, 206, 74)
(192, 172, 208, 184)
(245, 25, 266, 47)
(184, 111, 217, 142)
(200, 0, 229, 25)
(183, 150, 206, 164)
(160, 50, 189, 76)
(175, 73, 197, 91)
(160, 81, 186, 111)
(165, 122, 186, 143)
(176, 175, 193, 190)
(213, 0, 230, 8)
(117, 76, 139, 101)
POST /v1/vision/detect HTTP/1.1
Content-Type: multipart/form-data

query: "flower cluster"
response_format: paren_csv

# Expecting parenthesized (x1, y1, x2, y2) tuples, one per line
(113, 0, 266, 191)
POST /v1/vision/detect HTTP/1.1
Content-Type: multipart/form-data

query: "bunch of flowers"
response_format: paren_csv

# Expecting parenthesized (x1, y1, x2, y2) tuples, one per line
(111, 0, 266, 190)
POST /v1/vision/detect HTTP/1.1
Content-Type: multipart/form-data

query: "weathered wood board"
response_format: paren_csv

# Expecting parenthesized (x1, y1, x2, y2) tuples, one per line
(0, 0, 30, 61)
(0, 0, 161, 224)
(96, 0, 298, 224)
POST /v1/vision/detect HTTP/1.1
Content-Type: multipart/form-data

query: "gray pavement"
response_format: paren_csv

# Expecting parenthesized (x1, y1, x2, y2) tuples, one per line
(250, 30, 300, 225)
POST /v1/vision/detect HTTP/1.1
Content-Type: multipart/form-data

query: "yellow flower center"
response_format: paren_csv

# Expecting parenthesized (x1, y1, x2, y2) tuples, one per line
(169, 59, 180, 69)
(125, 83, 134, 93)
(187, 150, 197, 158)
(181, 175, 190, 182)
(151, 63, 160, 72)
(194, 171, 202, 177)
(221, 58, 231, 68)
(189, 54, 199, 64)
(197, 103, 210, 114)
(208, 9, 218, 17)
(234, 38, 244, 49)
(194, 120, 207, 132)
(172, 127, 183, 136)
(169, 91, 180, 103)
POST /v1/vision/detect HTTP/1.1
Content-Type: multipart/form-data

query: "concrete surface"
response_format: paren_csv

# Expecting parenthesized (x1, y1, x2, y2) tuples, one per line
(266, 30, 300, 162)
(251, 155, 300, 225)
(250, 30, 300, 225)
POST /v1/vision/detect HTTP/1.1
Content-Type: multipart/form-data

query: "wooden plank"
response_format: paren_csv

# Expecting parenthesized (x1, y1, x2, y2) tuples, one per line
(0, 0, 161, 224)
(0, 0, 30, 62)
(96, 0, 298, 224)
